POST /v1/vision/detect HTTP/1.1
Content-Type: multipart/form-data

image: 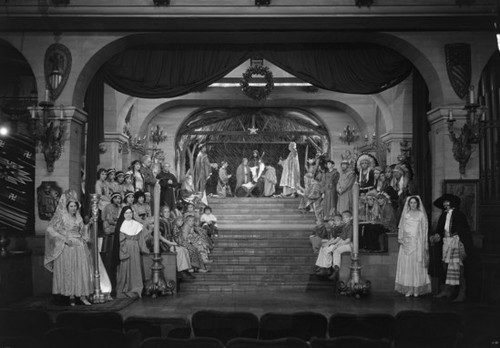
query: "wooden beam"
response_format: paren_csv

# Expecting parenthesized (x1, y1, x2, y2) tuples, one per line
(184, 130, 324, 136)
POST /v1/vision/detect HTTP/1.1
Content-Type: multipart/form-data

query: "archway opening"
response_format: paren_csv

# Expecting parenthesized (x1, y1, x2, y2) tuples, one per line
(175, 107, 330, 193)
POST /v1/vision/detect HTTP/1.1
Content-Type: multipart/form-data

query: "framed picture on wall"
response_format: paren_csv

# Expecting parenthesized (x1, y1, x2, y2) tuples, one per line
(443, 179, 479, 233)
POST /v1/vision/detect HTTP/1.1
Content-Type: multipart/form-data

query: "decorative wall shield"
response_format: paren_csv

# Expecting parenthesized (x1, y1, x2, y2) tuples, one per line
(44, 43, 72, 101)
(445, 43, 471, 100)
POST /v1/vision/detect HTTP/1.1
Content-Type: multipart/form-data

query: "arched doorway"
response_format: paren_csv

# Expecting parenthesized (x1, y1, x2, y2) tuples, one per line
(175, 107, 330, 193)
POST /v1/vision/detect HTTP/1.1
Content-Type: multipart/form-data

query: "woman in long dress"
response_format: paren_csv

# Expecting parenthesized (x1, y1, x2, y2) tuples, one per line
(112, 206, 149, 298)
(395, 195, 431, 297)
(44, 190, 92, 306)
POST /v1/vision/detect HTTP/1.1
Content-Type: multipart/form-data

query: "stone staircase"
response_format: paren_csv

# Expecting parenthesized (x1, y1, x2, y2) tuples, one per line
(179, 197, 400, 293)
(179, 197, 328, 292)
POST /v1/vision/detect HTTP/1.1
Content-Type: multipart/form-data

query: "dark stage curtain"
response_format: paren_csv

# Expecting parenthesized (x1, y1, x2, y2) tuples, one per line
(412, 69, 431, 213)
(101, 44, 251, 98)
(83, 71, 105, 216)
(99, 43, 412, 98)
(261, 43, 412, 95)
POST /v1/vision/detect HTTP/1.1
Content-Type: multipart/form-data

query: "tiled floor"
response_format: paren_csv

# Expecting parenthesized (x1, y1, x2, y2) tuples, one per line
(117, 290, 500, 347)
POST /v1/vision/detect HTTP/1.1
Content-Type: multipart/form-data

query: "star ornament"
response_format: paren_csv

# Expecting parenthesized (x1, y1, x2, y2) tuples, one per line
(248, 127, 259, 135)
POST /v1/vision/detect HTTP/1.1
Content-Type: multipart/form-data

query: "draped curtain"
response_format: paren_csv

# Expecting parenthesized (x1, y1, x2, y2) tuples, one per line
(83, 71, 104, 216)
(100, 43, 412, 98)
(412, 69, 431, 214)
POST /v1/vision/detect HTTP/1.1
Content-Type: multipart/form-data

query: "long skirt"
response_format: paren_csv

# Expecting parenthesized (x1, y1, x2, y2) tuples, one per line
(116, 238, 144, 298)
(52, 242, 92, 297)
(182, 243, 206, 270)
(395, 246, 431, 296)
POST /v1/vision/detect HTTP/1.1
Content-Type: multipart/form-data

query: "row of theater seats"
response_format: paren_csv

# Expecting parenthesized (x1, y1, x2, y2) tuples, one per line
(0, 309, 463, 348)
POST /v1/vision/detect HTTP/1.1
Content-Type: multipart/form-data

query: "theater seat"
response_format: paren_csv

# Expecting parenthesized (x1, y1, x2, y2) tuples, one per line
(191, 310, 259, 345)
(310, 336, 391, 348)
(227, 337, 310, 348)
(259, 312, 327, 340)
(43, 327, 141, 348)
(394, 310, 463, 348)
(55, 312, 123, 332)
(0, 336, 39, 348)
(140, 337, 224, 348)
(124, 316, 191, 339)
(328, 313, 396, 342)
(0, 309, 53, 338)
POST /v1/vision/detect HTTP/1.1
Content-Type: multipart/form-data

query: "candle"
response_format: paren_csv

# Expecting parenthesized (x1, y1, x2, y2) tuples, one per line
(448, 109, 453, 121)
(31, 108, 36, 119)
(364, 134, 368, 141)
(44, 89, 50, 102)
(481, 111, 486, 121)
(469, 86, 475, 105)
(59, 107, 64, 119)
(352, 182, 359, 256)
(153, 182, 161, 254)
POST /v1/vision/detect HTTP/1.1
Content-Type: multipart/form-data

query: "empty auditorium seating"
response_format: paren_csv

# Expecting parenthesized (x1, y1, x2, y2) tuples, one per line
(43, 327, 141, 348)
(310, 336, 392, 348)
(328, 313, 396, 342)
(394, 310, 463, 348)
(0, 309, 53, 339)
(140, 337, 224, 348)
(124, 316, 191, 339)
(259, 312, 327, 340)
(55, 311, 123, 331)
(227, 337, 310, 348)
(191, 310, 259, 345)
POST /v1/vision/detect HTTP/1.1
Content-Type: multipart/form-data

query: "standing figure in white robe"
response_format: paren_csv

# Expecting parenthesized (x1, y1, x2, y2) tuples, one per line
(279, 142, 301, 196)
(395, 195, 431, 297)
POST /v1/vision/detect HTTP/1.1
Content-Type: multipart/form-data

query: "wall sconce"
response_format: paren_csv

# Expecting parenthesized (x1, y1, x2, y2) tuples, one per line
(339, 125, 359, 145)
(447, 85, 487, 174)
(255, 0, 271, 6)
(30, 90, 67, 173)
(153, 0, 170, 5)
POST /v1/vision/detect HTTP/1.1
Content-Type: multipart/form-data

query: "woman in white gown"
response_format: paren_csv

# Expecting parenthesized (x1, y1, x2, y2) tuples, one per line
(395, 195, 431, 297)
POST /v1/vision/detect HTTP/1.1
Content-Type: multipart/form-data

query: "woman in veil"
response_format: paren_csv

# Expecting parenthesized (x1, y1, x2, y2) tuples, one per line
(395, 195, 431, 297)
(44, 190, 93, 306)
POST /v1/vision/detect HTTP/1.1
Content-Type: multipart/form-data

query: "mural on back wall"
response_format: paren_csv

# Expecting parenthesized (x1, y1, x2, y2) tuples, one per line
(0, 134, 35, 233)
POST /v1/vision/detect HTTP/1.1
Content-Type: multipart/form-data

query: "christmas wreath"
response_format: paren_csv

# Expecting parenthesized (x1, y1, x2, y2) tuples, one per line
(240, 65, 274, 100)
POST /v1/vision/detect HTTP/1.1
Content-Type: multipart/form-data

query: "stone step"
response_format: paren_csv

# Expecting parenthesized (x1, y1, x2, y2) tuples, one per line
(217, 223, 313, 231)
(184, 271, 314, 282)
(214, 239, 310, 247)
(217, 214, 312, 220)
(179, 282, 332, 293)
(208, 197, 300, 204)
(215, 246, 312, 254)
(211, 255, 315, 264)
(207, 264, 314, 273)
(218, 219, 312, 225)
(210, 208, 305, 214)
(217, 231, 312, 238)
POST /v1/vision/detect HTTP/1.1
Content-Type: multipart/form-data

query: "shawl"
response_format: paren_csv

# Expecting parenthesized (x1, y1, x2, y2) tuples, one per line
(44, 190, 83, 272)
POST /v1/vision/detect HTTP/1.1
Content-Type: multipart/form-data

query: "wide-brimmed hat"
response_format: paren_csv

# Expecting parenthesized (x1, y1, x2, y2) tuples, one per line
(434, 193, 461, 209)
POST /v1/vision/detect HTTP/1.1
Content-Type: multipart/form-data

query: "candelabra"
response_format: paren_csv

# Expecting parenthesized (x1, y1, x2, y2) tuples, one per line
(30, 90, 66, 173)
(447, 86, 487, 174)
(339, 125, 359, 145)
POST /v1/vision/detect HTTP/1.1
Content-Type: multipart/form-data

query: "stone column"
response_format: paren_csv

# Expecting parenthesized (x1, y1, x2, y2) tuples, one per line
(33, 107, 87, 236)
(380, 131, 413, 165)
(99, 132, 129, 171)
(427, 106, 480, 225)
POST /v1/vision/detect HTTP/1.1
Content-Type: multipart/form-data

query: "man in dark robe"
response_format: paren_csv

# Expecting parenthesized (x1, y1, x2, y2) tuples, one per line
(193, 145, 212, 194)
(139, 155, 158, 211)
(322, 160, 340, 217)
(157, 162, 178, 210)
(432, 194, 473, 302)
(235, 157, 252, 197)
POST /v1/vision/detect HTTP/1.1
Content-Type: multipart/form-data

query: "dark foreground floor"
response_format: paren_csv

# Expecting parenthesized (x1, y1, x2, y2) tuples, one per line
(118, 290, 500, 347)
(11, 290, 500, 348)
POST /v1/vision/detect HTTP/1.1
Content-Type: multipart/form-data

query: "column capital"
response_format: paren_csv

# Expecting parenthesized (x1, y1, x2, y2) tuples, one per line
(103, 131, 129, 144)
(428, 105, 467, 126)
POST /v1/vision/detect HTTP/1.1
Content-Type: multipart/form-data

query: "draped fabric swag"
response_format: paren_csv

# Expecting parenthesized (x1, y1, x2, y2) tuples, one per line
(83, 71, 105, 215)
(100, 43, 412, 97)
